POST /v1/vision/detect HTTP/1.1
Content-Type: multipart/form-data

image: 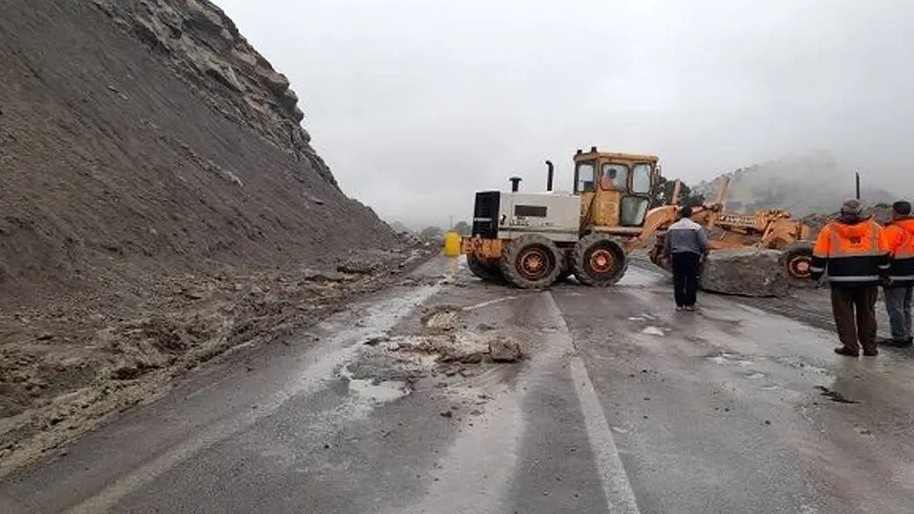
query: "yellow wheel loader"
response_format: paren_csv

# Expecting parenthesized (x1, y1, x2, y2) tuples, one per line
(646, 177, 813, 280)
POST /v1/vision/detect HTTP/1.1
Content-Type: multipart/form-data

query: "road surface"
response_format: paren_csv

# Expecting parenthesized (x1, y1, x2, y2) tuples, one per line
(2, 258, 914, 513)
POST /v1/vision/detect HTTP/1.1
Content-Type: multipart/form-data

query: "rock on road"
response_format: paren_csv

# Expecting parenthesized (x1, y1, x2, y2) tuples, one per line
(2, 258, 913, 513)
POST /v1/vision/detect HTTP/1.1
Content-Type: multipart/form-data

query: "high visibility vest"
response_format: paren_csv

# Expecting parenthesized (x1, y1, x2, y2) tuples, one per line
(885, 221, 914, 284)
(811, 220, 890, 285)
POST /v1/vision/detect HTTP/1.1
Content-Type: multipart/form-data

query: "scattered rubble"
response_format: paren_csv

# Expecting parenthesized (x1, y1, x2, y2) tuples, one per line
(0, 247, 432, 478)
(488, 337, 524, 363)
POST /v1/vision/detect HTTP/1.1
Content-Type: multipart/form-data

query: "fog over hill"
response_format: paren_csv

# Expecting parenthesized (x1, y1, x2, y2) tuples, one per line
(693, 151, 903, 216)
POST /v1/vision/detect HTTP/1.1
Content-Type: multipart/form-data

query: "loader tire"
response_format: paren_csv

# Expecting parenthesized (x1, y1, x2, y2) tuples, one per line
(572, 234, 628, 286)
(467, 255, 504, 283)
(783, 242, 814, 280)
(500, 235, 562, 289)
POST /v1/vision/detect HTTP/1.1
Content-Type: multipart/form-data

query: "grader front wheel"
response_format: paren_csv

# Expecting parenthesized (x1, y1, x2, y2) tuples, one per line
(500, 235, 562, 289)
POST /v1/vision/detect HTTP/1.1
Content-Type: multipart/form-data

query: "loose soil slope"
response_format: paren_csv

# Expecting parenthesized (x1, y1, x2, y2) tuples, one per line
(0, 0, 417, 473)
(0, 0, 396, 310)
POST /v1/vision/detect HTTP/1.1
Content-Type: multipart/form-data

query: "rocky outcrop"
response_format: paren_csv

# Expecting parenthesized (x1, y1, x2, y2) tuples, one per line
(89, 0, 335, 185)
(701, 249, 791, 297)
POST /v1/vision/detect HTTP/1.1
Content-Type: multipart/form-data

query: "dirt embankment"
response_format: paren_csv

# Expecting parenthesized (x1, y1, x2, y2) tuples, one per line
(0, 0, 420, 473)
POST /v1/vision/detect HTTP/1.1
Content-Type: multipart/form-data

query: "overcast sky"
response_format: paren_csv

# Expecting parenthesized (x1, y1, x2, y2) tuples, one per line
(217, 0, 914, 229)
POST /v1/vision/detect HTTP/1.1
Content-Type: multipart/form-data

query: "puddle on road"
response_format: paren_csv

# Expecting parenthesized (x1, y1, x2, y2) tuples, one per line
(746, 372, 766, 380)
(347, 378, 410, 403)
(706, 352, 757, 369)
(618, 267, 665, 287)
(339, 365, 411, 403)
(641, 326, 666, 336)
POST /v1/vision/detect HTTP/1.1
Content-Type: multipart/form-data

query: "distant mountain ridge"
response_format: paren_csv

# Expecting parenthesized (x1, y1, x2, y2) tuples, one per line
(693, 151, 896, 216)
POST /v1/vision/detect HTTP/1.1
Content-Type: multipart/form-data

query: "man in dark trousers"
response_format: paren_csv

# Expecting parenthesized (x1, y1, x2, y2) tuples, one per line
(663, 206, 709, 311)
(811, 199, 891, 357)
(880, 200, 914, 348)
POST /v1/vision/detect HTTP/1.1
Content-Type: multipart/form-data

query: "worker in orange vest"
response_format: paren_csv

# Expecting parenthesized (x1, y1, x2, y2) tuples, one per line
(880, 200, 914, 348)
(810, 199, 891, 357)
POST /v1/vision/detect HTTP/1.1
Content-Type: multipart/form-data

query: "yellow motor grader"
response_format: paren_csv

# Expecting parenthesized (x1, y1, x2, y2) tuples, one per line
(460, 148, 813, 288)
(461, 147, 664, 288)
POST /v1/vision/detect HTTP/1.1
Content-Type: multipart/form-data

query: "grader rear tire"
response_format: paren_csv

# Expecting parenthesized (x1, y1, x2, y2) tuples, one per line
(467, 255, 504, 283)
(572, 234, 628, 286)
(500, 235, 562, 289)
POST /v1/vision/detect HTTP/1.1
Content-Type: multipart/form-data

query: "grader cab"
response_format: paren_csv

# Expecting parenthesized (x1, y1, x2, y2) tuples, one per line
(461, 147, 665, 289)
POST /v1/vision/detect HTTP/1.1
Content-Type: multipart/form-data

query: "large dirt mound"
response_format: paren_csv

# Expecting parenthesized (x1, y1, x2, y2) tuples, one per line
(0, 0, 397, 310)
(0, 0, 425, 473)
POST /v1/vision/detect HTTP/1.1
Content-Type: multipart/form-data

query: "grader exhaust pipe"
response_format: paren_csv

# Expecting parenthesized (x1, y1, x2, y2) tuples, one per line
(545, 160, 554, 192)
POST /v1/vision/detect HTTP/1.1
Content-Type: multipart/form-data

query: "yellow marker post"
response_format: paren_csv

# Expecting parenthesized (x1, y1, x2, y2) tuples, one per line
(443, 231, 460, 281)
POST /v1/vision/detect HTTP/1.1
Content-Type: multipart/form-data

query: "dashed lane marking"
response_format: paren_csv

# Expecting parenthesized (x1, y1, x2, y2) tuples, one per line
(543, 293, 642, 514)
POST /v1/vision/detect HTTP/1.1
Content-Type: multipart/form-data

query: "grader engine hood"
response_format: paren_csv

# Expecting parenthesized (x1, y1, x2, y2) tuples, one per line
(471, 192, 581, 243)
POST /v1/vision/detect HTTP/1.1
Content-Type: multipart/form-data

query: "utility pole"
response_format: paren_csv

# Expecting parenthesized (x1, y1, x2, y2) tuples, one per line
(855, 172, 861, 200)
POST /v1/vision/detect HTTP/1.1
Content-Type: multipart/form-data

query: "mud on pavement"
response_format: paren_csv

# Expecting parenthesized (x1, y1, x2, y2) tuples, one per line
(0, 248, 432, 478)
(343, 292, 530, 413)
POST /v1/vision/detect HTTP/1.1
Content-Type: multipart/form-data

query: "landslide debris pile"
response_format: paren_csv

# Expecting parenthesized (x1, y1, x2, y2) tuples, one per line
(688, 152, 905, 297)
(701, 249, 790, 298)
(0, 0, 418, 472)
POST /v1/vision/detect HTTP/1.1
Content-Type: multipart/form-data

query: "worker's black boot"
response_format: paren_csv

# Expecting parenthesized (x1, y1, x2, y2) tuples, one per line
(880, 338, 913, 348)
(834, 347, 859, 357)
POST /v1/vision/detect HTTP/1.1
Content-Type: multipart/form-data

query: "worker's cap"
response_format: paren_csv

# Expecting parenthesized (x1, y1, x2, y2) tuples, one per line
(893, 200, 912, 215)
(841, 199, 863, 216)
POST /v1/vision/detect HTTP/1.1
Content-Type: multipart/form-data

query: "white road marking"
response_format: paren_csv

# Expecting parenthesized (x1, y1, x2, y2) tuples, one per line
(462, 295, 519, 311)
(544, 293, 642, 514)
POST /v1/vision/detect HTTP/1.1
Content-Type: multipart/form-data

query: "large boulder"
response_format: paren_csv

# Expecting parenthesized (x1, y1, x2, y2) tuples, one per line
(701, 248, 790, 297)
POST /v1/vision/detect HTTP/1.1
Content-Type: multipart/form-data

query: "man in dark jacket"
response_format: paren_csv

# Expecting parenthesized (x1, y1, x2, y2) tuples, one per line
(811, 199, 891, 356)
(663, 206, 710, 311)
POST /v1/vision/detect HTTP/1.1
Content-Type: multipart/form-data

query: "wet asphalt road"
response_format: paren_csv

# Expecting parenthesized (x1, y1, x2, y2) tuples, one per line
(2, 258, 914, 513)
